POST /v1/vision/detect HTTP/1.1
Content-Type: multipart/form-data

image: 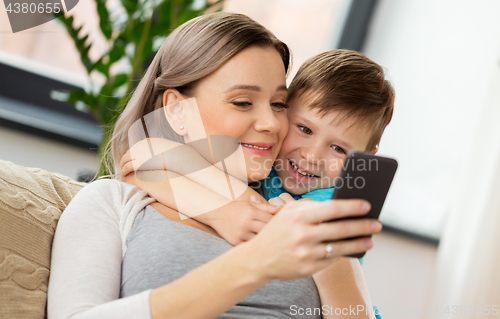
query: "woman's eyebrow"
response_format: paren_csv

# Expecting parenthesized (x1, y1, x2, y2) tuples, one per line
(276, 85, 287, 92)
(224, 85, 287, 93)
(224, 85, 260, 92)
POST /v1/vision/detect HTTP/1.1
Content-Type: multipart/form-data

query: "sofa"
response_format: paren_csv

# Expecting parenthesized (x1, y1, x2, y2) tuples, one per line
(0, 160, 86, 318)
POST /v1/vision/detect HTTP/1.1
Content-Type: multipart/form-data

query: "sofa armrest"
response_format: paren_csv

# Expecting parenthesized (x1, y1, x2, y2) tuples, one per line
(0, 160, 86, 319)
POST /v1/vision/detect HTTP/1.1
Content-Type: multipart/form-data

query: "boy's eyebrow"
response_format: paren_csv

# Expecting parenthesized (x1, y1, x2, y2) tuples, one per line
(297, 114, 353, 149)
(297, 115, 316, 129)
(224, 85, 287, 93)
(333, 137, 353, 150)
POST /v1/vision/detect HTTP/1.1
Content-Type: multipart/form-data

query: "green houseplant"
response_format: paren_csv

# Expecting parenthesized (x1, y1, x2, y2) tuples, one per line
(53, 0, 223, 177)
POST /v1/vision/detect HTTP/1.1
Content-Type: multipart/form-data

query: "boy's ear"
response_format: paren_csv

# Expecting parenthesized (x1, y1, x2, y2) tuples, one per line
(370, 146, 378, 155)
(163, 89, 186, 136)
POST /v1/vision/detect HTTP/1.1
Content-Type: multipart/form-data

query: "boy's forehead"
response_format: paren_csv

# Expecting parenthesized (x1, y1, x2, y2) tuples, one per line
(288, 92, 349, 125)
(288, 92, 374, 149)
(288, 89, 322, 107)
(287, 91, 323, 119)
(290, 101, 365, 131)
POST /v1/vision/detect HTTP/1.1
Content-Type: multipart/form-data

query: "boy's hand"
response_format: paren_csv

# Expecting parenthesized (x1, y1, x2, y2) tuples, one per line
(205, 197, 281, 246)
(120, 149, 136, 177)
(120, 139, 159, 177)
(268, 193, 313, 206)
(121, 147, 165, 177)
(120, 138, 184, 177)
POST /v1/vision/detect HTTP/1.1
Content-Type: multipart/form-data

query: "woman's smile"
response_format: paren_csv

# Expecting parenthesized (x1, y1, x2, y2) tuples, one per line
(240, 142, 275, 156)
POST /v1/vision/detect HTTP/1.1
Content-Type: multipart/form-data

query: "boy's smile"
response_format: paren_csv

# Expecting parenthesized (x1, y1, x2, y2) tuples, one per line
(274, 91, 377, 195)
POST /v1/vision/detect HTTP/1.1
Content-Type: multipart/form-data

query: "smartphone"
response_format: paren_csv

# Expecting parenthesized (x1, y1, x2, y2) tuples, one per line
(330, 151, 398, 258)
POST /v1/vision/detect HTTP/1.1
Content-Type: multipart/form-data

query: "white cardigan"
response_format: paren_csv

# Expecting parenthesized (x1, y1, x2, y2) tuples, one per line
(47, 179, 156, 319)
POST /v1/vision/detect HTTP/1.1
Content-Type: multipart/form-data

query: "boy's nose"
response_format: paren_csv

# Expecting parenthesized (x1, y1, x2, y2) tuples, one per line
(300, 144, 324, 167)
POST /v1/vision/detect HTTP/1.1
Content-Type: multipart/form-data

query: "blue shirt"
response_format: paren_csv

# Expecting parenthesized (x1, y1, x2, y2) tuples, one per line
(261, 166, 382, 319)
(262, 166, 334, 202)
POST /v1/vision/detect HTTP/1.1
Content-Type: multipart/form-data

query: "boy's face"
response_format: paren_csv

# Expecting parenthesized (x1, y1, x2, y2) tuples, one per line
(275, 91, 377, 195)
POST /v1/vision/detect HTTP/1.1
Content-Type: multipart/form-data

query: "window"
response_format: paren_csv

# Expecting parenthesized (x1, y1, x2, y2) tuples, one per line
(223, 0, 351, 81)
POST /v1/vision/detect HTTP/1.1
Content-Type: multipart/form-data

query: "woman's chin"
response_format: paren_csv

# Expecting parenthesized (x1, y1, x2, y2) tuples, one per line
(247, 170, 272, 182)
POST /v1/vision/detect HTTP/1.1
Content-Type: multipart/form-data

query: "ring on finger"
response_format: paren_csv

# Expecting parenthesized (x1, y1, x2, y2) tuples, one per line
(325, 243, 333, 259)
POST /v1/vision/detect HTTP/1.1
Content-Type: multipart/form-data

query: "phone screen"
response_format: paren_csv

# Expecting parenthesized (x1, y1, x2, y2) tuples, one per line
(330, 151, 398, 258)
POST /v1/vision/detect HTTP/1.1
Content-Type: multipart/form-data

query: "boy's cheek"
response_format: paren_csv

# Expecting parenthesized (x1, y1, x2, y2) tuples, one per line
(323, 164, 343, 187)
(279, 130, 298, 151)
(322, 173, 339, 189)
(326, 159, 343, 176)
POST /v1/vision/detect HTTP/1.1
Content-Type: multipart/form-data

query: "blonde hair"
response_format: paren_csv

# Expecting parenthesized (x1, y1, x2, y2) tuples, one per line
(102, 12, 290, 179)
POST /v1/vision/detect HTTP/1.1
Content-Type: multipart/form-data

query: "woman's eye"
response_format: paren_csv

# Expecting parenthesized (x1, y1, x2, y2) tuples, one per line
(231, 101, 252, 107)
(331, 145, 346, 154)
(271, 102, 289, 110)
(298, 125, 312, 135)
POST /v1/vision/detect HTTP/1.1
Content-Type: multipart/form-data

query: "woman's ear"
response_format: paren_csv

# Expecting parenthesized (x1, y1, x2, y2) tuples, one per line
(163, 89, 186, 135)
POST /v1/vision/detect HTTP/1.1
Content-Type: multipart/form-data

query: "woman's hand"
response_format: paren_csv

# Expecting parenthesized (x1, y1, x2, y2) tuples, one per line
(242, 199, 381, 281)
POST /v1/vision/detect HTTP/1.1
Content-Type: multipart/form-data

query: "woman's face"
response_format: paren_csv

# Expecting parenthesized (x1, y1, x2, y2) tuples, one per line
(186, 46, 289, 181)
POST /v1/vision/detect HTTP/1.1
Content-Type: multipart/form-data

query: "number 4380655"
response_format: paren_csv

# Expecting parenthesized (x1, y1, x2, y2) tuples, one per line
(443, 305, 498, 315)
(6, 2, 61, 14)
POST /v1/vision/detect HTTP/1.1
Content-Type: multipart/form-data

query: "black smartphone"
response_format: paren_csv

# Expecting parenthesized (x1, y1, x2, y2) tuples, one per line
(330, 151, 398, 258)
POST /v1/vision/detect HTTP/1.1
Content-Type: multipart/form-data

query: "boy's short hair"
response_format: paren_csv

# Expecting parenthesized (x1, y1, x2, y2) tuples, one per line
(287, 49, 395, 151)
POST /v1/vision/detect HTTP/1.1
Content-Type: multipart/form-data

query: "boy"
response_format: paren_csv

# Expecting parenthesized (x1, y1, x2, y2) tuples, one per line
(261, 49, 394, 204)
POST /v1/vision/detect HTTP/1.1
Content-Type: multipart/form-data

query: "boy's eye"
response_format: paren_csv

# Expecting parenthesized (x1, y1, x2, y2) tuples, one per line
(331, 145, 347, 154)
(298, 125, 312, 135)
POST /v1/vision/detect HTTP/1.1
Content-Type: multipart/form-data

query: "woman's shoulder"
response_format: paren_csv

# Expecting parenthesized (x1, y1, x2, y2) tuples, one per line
(78, 178, 145, 198)
(65, 179, 156, 252)
(71, 179, 155, 217)
(79, 178, 135, 191)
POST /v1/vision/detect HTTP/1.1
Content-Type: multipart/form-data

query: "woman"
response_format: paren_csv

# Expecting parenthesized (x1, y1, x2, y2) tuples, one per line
(48, 12, 379, 319)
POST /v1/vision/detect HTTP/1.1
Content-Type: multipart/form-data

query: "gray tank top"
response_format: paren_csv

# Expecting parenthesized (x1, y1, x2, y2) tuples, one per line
(121, 205, 322, 318)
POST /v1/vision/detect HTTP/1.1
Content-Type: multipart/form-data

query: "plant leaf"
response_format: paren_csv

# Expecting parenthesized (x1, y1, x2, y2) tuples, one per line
(56, 14, 93, 73)
(95, 0, 113, 39)
(121, 0, 140, 16)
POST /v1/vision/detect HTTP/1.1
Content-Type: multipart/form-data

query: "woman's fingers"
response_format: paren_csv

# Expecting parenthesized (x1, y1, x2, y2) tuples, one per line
(316, 238, 374, 260)
(246, 199, 380, 281)
(305, 199, 371, 224)
(315, 218, 382, 242)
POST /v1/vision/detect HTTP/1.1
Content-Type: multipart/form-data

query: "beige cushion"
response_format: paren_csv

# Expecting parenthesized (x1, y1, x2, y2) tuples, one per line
(0, 160, 86, 319)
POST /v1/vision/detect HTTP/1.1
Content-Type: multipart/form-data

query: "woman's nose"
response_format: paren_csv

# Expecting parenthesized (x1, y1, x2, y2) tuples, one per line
(254, 107, 282, 134)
